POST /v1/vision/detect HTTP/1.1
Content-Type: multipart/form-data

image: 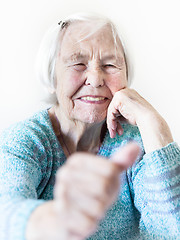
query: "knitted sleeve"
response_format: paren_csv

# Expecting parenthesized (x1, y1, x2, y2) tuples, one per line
(132, 142, 180, 239)
(0, 121, 51, 240)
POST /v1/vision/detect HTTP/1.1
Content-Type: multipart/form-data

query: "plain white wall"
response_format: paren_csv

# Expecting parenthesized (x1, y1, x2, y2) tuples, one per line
(0, 0, 180, 144)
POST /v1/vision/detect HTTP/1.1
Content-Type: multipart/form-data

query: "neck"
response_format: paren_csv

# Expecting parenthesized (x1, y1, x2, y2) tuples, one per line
(48, 106, 106, 155)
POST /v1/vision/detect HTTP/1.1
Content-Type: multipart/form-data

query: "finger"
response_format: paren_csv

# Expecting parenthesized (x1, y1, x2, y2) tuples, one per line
(107, 117, 117, 138)
(68, 187, 107, 219)
(107, 105, 124, 137)
(109, 127, 116, 138)
(107, 116, 117, 137)
(68, 232, 85, 240)
(116, 121, 123, 136)
(57, 166, 117, 200)
(107, 100, 122, 138)
(66, 153, 118, 177)
(54, 183, 68, 211)
(110, 142, 140, 172)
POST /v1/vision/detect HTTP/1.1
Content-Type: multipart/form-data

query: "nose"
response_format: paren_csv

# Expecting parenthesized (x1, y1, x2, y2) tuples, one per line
(85, 67, 104, 88)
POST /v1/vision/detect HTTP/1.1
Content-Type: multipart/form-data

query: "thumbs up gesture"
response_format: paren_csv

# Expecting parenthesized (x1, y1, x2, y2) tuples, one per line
(53, 142, 140, 240)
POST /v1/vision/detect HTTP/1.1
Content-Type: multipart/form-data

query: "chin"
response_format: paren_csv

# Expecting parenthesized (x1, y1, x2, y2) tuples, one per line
(74, 111, 107, 124)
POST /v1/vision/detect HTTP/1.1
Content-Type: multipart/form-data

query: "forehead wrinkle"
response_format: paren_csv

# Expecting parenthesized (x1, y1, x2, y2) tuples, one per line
(63, 52, 89, 63)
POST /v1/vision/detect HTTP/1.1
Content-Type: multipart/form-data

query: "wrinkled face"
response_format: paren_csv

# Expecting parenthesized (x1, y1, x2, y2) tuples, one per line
(55, 22, 128, 124)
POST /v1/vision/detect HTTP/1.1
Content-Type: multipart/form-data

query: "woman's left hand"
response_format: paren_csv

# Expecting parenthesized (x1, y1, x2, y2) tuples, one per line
(107, 88, 173, 153)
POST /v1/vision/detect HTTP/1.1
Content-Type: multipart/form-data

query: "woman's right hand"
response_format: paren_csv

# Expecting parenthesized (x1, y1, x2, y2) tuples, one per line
(26, 143, 140, 240)
(53, 142, 140, 240)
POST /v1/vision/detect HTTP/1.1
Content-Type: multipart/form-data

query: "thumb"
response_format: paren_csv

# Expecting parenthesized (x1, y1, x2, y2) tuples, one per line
(110, 142, 141, 172)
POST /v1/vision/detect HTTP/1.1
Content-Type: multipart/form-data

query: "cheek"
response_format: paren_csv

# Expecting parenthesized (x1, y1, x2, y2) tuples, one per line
(106, 73, 128, 95)
(67, 71, 86, 97)
(57, 71, 84, 97)
(68, 72, 84, 94)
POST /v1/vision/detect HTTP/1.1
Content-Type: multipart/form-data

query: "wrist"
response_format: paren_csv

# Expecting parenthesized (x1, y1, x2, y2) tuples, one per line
(136, 111, 173, 153)
(26, 201, 68, 240)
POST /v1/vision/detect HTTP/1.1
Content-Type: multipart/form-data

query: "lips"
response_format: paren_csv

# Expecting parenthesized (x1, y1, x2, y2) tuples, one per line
(80, 96, 106, 101)
(76, 95, 109, 103)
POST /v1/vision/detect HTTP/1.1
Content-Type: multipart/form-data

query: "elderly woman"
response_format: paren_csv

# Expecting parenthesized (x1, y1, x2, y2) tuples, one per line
(0, 13, 179, 240)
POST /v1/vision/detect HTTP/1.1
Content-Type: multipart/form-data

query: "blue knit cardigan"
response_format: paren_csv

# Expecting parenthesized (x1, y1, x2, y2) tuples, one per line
(0, 110, 179, 240)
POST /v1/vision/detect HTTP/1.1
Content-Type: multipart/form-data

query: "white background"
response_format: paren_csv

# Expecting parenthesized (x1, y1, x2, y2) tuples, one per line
(0, 0, 180, 144)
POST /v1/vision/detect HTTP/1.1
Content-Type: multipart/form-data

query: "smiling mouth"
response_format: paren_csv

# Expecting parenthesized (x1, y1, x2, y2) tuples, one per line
(80, 96, 106, 101)
(77, 96, 108, 104)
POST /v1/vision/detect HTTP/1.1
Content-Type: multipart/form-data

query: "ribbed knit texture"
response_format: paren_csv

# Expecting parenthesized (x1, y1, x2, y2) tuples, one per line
(0, 109, 179, 240)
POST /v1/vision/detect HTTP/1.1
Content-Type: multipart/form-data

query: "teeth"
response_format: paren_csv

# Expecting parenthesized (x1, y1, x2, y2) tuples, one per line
(81, 97, 105, 101)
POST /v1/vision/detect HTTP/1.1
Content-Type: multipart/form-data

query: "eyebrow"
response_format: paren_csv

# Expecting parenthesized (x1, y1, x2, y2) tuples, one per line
(63, 53, 89, 63)
(63, 52, 124, 65)
(101, 55, 117, 62)
(101, 54, 125, 66)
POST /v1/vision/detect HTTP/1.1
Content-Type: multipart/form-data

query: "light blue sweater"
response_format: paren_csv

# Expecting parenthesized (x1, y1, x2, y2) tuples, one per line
(0, 109, 180, 240)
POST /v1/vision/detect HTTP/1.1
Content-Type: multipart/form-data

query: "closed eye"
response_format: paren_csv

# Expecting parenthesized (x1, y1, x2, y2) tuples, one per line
(73, 63, 87, 71)
(103, 64, 115, 68)
(102, 64, 122, 74)
(76, 63, 85, 66)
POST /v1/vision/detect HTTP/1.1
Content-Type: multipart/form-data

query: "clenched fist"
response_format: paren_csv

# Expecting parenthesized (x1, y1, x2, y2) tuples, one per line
(26, 143, 140, 240)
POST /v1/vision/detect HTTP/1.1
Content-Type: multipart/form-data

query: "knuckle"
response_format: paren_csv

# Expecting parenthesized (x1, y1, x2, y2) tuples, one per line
(84, 217, 96, 229)
(114, 90, 122, 98)
(93, 201, 105, 216)
(99, 170, 119, 192)
(76, 216, 97, 237)
(105, 162, 118, 176)
(113, 90, 126, 104)
(119, 89, 127, 98)
(99, 177, 112, 195)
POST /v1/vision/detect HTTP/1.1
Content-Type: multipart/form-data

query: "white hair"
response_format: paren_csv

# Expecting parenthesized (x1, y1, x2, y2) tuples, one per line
(36, 12, 133, 104)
